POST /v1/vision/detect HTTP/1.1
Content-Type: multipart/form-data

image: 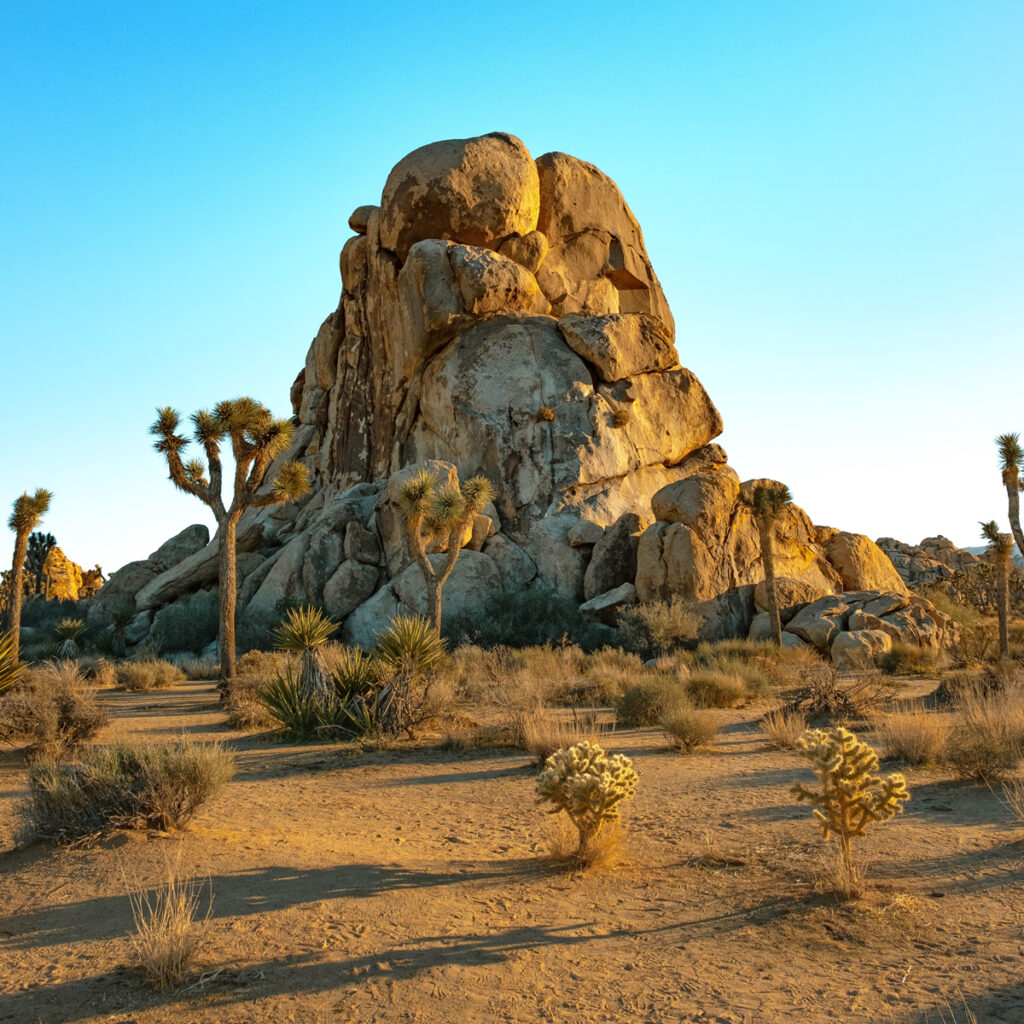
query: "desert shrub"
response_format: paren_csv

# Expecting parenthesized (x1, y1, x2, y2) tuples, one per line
(150, 591, 219, 655)
(127, 856, 211, 990)
(117, 659, 186, 692)
(872, 703, 951, 765)
(878, 642, 943, 677)
(792, 727, 910, 897)
(944, 684, 1024, 780)
(224, 650, 298, 730)
(24, 739, 234, 842)
(617, 599, 701, 656)
(79, 657, 117, 687)
(686, 670, 747, 708)
(20, 596, 80, 631)
(610, 408, 630, 428)
(0, 662, 109, 758)
(535, 740, 638, 863)
(443, 588, 609, 652)
(536, 406, 555, 422)
(567, 647, 647, 705)
(168, 655, 221, 681)
(759, 708, 807, 749)
(522, 711, 601, 765)
(616, 672, 689, 726)
(662, 706, 718, 752)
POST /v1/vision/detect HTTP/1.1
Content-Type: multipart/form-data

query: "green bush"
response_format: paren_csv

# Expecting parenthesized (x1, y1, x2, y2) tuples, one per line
(686, 670, 747, 708)
(662, 706, 718, 752)
(616, 673, 689, 726)
(617, 599, 701, 656)
(150, 591, 219, 655)
(443, 587, 610, 652)
(24, 739, 234, 842)
(878, 641, 943, 677)
(117, 659, 186, 692)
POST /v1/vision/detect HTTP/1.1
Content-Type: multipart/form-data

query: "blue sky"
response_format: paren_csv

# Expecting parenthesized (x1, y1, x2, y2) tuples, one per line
(2, 1, 1022, 573)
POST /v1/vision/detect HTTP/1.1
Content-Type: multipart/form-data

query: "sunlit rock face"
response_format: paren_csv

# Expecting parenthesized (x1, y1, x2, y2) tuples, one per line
(103, 133, 926, 658)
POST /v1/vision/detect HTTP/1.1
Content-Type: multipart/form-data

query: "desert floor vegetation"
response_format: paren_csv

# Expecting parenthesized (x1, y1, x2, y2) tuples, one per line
(116, 659, 187, 692)
(1, 660, 1024, 1022)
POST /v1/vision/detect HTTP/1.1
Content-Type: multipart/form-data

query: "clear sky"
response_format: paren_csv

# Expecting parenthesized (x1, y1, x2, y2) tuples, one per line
(2, 1, 1022, 574)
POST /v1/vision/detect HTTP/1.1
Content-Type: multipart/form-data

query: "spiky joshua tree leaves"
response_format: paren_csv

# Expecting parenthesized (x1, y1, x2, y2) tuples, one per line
(792, 726, 909, 897)
(396, 470, 495, 637)
(5, 489, 52, 663)
(25, 532, 56, 597)
(741, 482, 792, 646)
(996, 433, 1024, 563)
(536, 741, 638, 861)
(0, 630, 23, 694)
(980, 520, 1013, 659)
(150, 399, 310, 682)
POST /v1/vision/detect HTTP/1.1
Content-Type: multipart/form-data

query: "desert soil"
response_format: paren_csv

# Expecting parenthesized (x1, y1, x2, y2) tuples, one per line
(1, 680, 1023, 1024)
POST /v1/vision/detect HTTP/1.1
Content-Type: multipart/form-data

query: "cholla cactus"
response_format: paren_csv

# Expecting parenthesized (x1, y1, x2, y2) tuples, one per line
(536, 741, 638, 857)
(792, 726, 909, 893)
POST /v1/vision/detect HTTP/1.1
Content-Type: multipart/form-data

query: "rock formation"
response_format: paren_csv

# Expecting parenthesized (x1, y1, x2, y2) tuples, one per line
(98, 133, 948, 668)
(877, 535, 982, 586)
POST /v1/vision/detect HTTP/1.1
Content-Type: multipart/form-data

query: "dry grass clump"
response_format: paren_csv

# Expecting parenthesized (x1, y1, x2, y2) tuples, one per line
(662, 706, 718, 752)
(224, 649, 300, 730)
(617, 599, 701, 656)
(995, 777, 1024, 823)
(759, 708, 808, 749)
(944, 683, 1024, 781)
(615, 672, 689, 726)
(85, 657, 118, 688)
(0, 661, 109, 758)
(117, 659, 187, 692)
(871, 702, 951, 765)
(544, 813, 626, 872)
(168, 655, 221, 680)
(686, 670, 748, 708)
(24, 739, 234, 842)
(126, 852, 211, 989)
(522, 711, 603, 764)
(879, 641, 945, 677)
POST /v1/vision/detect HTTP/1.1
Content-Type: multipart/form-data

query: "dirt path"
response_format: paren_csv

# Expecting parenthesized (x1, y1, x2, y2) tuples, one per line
(2, 681, 1023, 1023)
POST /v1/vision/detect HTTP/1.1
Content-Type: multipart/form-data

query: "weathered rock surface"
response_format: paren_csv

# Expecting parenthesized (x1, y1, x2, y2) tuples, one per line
(580, 583, 637, 626)
(831, 629, 893, 671)
(112, 132, 961, 661)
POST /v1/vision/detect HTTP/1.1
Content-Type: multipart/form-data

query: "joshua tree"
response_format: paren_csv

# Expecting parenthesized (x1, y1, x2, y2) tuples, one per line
(396, 470, 495, 637)
(741, 482, 793, 646)
(996, 433, 1024, 563)
(980, 520, 1013, 659)
(25, 532, 56, 597)
(5, 489, 52, 663)
(150, 399, 310, 682)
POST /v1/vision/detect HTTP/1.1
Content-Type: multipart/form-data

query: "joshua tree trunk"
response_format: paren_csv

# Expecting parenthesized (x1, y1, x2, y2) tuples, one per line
(6, 529, 30, 663)
(217, 515, 239, 682)
(1007, 483, 1024, 564)
(758, 520, 783, 646)
(996, 545, 1010, 660)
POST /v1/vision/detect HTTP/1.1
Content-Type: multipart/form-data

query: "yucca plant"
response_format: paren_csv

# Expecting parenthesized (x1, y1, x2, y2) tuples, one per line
(150, 399, 310, 683)
(396, 470, 495, 637)
(740, 481, 793, 646)
(258, 668, 324, 740)
(373, 615, 447, 737)
(55, 618, 87, 658)
(0, 629, 22, 694)
(5, 489, 52, 663)
(996, 433, 1024, 562)
(330, 646, 379, 701)
(272, 606, 338, 704)
(110, 604, 136, 659)
(980, 520, 1014, 659)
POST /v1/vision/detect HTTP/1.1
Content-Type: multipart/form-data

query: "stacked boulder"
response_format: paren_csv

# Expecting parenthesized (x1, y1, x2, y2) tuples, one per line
(97, 133, 957, 669)
(877, 535, 981, 586)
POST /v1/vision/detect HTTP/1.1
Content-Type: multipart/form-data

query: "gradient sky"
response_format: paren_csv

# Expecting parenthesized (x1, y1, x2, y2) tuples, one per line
(2, 1, 1022, 575)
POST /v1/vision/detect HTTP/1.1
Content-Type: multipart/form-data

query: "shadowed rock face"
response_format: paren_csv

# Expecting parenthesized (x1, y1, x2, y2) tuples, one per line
(100, 133, 927, 659)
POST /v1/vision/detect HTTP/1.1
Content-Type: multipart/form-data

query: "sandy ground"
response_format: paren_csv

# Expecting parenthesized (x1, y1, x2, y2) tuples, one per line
(1, 680, 1023, 1024)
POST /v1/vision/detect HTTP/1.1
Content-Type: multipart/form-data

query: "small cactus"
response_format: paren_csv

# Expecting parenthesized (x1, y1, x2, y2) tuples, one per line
(536, 740, 638, 858)
(792, 726, 909, 895)
(536, 406, 555, 423)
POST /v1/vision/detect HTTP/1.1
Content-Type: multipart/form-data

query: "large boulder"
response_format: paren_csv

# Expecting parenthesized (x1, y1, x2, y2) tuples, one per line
(831, 629, 893, 671)
(323, 561, 380, 621)
(148, 524, 210, 572)
(580, 582, 637, 626)
(824, 532, 909, 595)
(754, 576, 834, 623)
(379, 133, 540, 261)
(391, 550, 502, 623)
(558, 313, 677, 382)
(785, 596, 850, 652)
(583, 512, 648, 601)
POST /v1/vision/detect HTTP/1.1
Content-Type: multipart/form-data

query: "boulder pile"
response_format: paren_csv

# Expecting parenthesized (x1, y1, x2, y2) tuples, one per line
(98, 133, 954, 669)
